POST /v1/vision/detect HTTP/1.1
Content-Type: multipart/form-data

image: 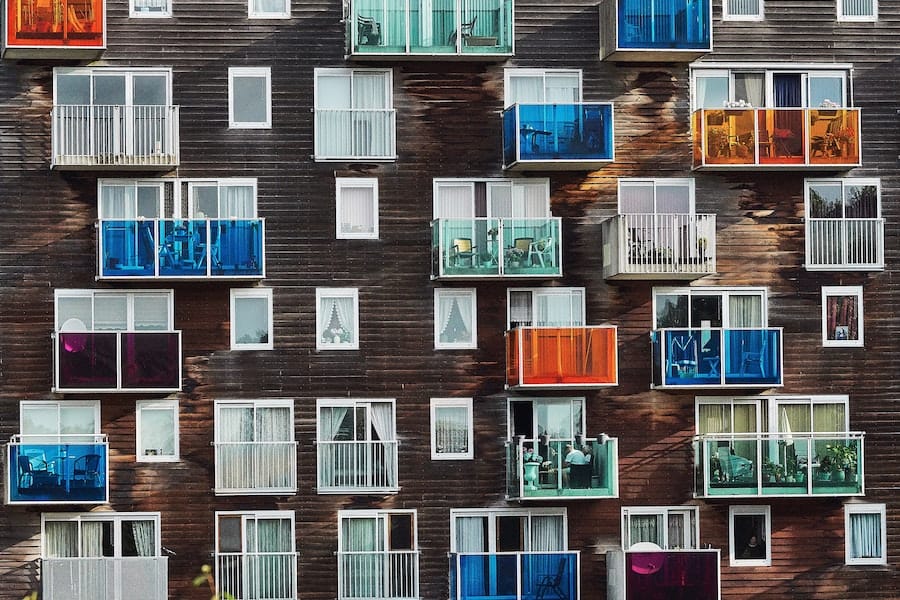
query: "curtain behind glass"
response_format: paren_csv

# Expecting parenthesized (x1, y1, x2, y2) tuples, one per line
(728, 295, 762, 327)
(221, 184, 254, 218)
(629, 515, 661, 546)
(46, 521, 79, 557)
(508, 75, 544, 106)
(530, 515, 563, 551)
(129, 520, 156, 557)
(340, 186, 375, 233)
(849, 513, 881, 559)
(101, 185, 135, 219)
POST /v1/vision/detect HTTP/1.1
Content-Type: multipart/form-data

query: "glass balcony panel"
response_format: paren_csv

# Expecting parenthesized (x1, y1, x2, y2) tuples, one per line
(507, 436, 618, 499)
(502, 103, 614, 169)
(211, 219, 264, 276)
(617, 0, 711, 50)
(696, 109, 755, 166)
(159, 220, 206, 277)
(5, 0, 104, 51)
(722, 328, 781, 386)
(43, 557, 168, 600)
(8, 440, 108, 503)
(758, 108, 807, 165)
(808, 108, 860, 166)
(624, 550, 719, 600)
(451, 552, 578, 600)
(121, 332, 180, 389)
(506, 326, 618, 388)
(100, 220, 157, 277)
(57, 332, 119, 389)
(806, 218, 884, 269)
(433, 218, 501, 278)
(501, 218, 561, 276)
(317, 440, 400, 493)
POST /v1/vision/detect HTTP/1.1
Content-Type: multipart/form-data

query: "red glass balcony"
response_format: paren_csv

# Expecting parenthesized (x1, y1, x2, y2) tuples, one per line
(4, 0, 104, 58)
(506, 326, 618, 389)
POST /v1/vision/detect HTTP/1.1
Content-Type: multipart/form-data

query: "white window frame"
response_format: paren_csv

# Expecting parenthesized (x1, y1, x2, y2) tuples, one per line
(230, 288, 274, 350)
(136, 400, 179, 462)
(432, 178, 552, 219)
(503, 68, 583, 108)
(507, 397, 586, 441)
(804, 178, 882, 270)
(215, 510, 297, 599)
(53, 67, 174, 107)
(507, 287, 585, 329)
(729, 505, 771, 566)
(845, 503, 886, 565)
(129, 0, 171, 18)
(336, 177, 379, 239)
(434, 289, 477, 350)
(723, 0, 764, 21)
(228, 67, 272, 129)
(821, 286, 864, 347)
(248, 0, 290, 19)
(316, 288, 360, 350)
(621, 506, 699, 550)
(690, 65, 852, 110)
(21, 400, 101, 441)
(430, 398, 474, 460)
(652, 286, 768, 329)
(617, 178, 696, 213)
(696, 395, 850, 435)
(98, 179, 166, 218)
(42, 512, 162, 557)
(337, 510, 419, 600)
(837, 0, 877, 21)
(449, 507, 568, 553)
(55, 289, 175, 332)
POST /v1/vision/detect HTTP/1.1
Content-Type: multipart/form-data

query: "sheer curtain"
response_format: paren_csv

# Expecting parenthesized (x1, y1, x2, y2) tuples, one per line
(219, 405, 253, 488)
(435, 406, 467, 454)
(849, 512, 881, 559)
(340, 186, 375, 234)
(320, 296, 355, 343)
(370, 402, 396, 485)
(320, 406, 350, 486)
(249, 517, 293, 599)
(530, 515, 563, 551)
(436, 183, 474, 218)
(728, 295, 762, 327)
(629, 515, 661, 547)
(101, 184, 135, 218)
(438, 295, 473, 345)
(129, 521, 155, 557)
(353, 72, 389, 156)
(536, 292, 583, 327)
(342, 517, 384, 598)
(257, 406, 292, 488)
(46, 521, 79, 557)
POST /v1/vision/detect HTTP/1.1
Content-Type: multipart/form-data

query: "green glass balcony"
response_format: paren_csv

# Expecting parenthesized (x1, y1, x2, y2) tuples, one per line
(431, 217, 562, 279)
(7, 436, 108, 504)
(350, 0, 513, 59)
(506, 436, 618, 500)
(694, 432, 865, 498)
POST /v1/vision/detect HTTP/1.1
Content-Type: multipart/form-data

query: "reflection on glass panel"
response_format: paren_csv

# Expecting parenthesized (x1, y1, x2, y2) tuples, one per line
(656, 294, 687, 327)
(235, 296, 269, 345)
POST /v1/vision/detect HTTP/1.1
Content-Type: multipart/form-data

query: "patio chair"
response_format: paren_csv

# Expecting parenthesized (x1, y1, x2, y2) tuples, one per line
(528, 237, 555, 267)
(73, 454, 102, 487)
(535, 558, 568, 600)
(740, 334, 768, 377)
(357, 15, 381, 46)
(449, 238, 477, 267)
(448, 15, 477, 45)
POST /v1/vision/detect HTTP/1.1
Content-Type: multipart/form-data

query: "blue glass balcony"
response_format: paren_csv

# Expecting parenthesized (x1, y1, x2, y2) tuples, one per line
(599, 0, 712, 61)
(507, 436, 618, 500)
(7, 437, 108, 504)
(651, 328, 783, 388)
(502, 103, 614, 170)
(98, 218, 265, 279)
(450, 551, 578, 600)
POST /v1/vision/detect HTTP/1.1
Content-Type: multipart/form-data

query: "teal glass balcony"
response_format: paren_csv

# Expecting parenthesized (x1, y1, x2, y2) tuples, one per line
(431, 217, 562, 279)
(450, 551, 578, 600)
(612, 549, 720, 600)
(502, 103, 614, 170)
(651, 328, 783, 388)
(506, 436, 618, 500)
(98, 218, 265, 279)
(599, 0, 712, 61)
(350, 0, 513, 59)
(7, 436, 108, 504)
(694, 432, 865, 498)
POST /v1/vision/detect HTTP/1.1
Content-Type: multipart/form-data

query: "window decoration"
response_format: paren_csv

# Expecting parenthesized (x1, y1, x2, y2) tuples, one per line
(430, 398, 473, 460)
(316, 288, 359, 350)
(822, 286, 863, 347)
(435, 289, 476, 349)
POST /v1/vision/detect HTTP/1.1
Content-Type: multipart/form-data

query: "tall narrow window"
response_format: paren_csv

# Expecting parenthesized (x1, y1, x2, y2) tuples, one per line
(338, 511, 418, 600)
(430, 398, 473, 460)
(805, 178, 882, 270)
(434, 289, 477, 349)
(723, 0, 763, 20)
(838, 0, 876, 21)
(316, 288, 359, 350)
(136, 400, 179, 461)
(822, 286, 863, 347)
(231, 288, 274, 350)
(229, 67, 272, 129)
(845, 504, 886, 565)
(729, 505, 771, 566)
(336, 178, 378, 239)
(216, 511, 296, 600)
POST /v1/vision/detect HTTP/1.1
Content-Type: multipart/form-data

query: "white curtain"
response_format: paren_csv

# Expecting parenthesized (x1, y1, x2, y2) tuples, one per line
(667, 516, 685, 550)
(728, 0, 760, 16)
(221, 184, 254, 218)
(455, 517, 486, 552)
(252, 0, 285, 13)
(849, 513, 881, 559)
(698, 404, 730, 434)
(629, 515, 661, 546)
(508, 75, 544, 106)
(735, 73, 764, 107)
(321, 406, 350, 441)
(536, 292, 583, 327)
(340, 186, 375, 233)
(620, 183, 654, 213)
(342, 517, 384, 598)
(531, 515, 563, 551)
(46, 521, 79, 557)
(370, 402, 396, 486)
(728, 295, 763, 327)
(813, 402, 846, 433)
(841, 0, 874, 17)
(656, 183, 691, 214)
(100, 184, 135, 219)
(80, 522, 104, 557)
(370, 403, 394, 441)
(319, 296, 355, 342)
(435, 406, 467, 454)
(133, 295, 169, 330)
(509, 291, 533, 327)
(435, 183, 474, 218)
(438, 295, 473, 344)
(129, 520, 155, 557)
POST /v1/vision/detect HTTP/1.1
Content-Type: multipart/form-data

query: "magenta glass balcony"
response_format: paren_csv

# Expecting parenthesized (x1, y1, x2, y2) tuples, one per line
(7, 436, 108, 504)
(54, 331, 181, 392)
(622, 550, 719, 600)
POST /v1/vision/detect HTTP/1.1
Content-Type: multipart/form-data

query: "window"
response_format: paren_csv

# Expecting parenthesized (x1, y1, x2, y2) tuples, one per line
(622, 506, 699, 550)
(729, 506, 770, 566)
(838, 0, 876, 21)
(653, 287, 766, 329)
(822, 286, 863, 347)
(314, 68, 395, 160)
(430, 398, 473, 460)
(56, 289, 174, 332)
(43, 512, 161, 558)
(433, 178, 551, 219)
(316, 288, 359, 350)
(136, 400, 178, 462)
(216, 511, 296, 600)
(450, 508, 568, 553)
(316, 398, 398, 493)
(231, 289, 273, 350)
(805, 178, 882, 270)
(723, 0, 763, 20)
(504, 69, 582, 107)
(338, 510, 418, 599)
(229, 67, 272, 129)
(845, 503, 886, 565)
(214, 400, 296, 494)
(692, 67, 850, 109)
(508, 397, 585, 442)
(130, 0, 171, 17)
(21, 400, 100, 442)
(435, 289, 477, 349)
(99, 179, 164, 219)
(249, 0, 289, 18)
(508, 287, 585, 329)
(336, 178, 378, 239)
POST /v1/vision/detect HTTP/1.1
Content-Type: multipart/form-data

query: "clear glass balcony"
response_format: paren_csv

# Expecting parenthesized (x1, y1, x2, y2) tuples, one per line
(316, 439, 400, 494)
(54, 331, 182, 393)
(692, 108, 861, 170)
(349, 0, 513, 59)
(98, 218, 265, 279)
(506, 326, 618, 389)
(431, 217, 562, 279)
(43, 556, 168, 600)
(694, 432, 865, 498)
(599, 0, 712, 61)
(620, 549, 720, 600)
(651, 328, 783, 388)
(601, 213, 716, 279)
(3, 0, 105, 58)
(502, 103, 614, 170)
(806, 217, 884, 270)
(214, 440, 298, 495)
(506, 436, 618, 500)
(7, 436, 108, 504)
(338, 549, 418, 599)
(450, 551, 578, 600)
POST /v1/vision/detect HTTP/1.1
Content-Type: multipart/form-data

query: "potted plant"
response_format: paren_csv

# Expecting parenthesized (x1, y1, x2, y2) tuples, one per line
(505, 247, 526, 268)
(825, 442, 857, 482)
(763, 460, 785, 483)
(696, 237, 708, 262)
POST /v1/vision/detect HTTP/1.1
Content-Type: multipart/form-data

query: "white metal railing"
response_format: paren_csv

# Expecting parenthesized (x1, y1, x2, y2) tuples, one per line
(217, 552, 297, 600)
(317, 440, 399, 492)
(806, 218, 884, 269)
(314, 108, 397, 160)
(51, 104, 180, 167)
(214, 441, 297, 493)
(338, 549, 419, 600)
(613, 213, 716, 274)
(43, 557, 168, 600)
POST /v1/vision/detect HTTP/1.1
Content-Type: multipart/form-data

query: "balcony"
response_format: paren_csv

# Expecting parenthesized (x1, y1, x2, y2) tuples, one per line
(450, 551, 579, 600)
(7, 436, 108, 504)
(349, 0, 513, 60)
(338, 549, 418, 600)
(502, 103, 614, 171)
(806, 217, 884, 270)
(602, 213, 716, 280)
(214, 440, 297, 495)
(98, 218, 265, 280)
(431, 217, 562, 279)
(598, 0, 711, 61)
(43, 557, 167, 600)
(506, 436, 618, 500)
(694, 432, 865, 498)
(692, 108, 861, 170)
(3, 0, 105, 58)
(314, 108, 396, 161)
(506, 326, 618, 389)
(607, 549, 720, 600)
(54, 331, 182, 393)
(651, 328, 783, 388)
(316, 440, 399, 494)
(217, 551, 296, 600)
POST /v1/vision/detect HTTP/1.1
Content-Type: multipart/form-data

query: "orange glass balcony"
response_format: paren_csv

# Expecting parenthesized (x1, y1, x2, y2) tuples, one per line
(506, 326, 618, 389)
(4, 0, 104, 58)
(692, 108, 861, 170)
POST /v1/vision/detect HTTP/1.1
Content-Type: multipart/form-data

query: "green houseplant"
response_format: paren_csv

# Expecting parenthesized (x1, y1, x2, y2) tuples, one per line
(825, 442, 858, 482)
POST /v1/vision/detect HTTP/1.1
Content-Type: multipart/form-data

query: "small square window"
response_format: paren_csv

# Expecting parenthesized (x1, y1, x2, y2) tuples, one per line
(723, 0, 763, 21)
(317, 288, 359, 350)
(336, 178, 378, 239)
(430, 398, 473, 460)
(822, 286, 863, 347)
(130, 0, 171, 17)
(231, 289, 273, 350)
(249, 0, 289, 18)
(729, 505, 771, 566)
(838, 0, 877, 21)
(136, 400, 179, 462)
(845, 503, 886, 565)
(229, 67, 272, 129)
(435, 289, 477, 349)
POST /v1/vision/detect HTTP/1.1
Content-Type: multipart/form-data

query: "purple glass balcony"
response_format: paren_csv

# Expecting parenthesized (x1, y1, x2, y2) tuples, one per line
(623, 550, 719, 600)
(7, 437, 108, 504)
